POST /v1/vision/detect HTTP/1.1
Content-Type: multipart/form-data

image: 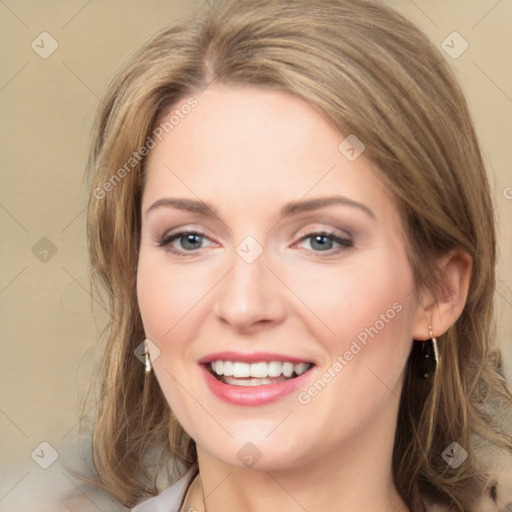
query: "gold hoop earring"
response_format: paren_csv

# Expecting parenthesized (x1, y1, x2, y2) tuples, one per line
(144, 339, 152, 374)
(421, 325, 439, 379)
(429, 325, 440, 367)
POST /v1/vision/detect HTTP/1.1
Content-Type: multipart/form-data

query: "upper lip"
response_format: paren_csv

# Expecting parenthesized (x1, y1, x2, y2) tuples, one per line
(198, 351, 315, 365)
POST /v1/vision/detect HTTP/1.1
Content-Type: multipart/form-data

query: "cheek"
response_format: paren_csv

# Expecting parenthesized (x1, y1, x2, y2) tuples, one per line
(282, 251, 415, 346)
(136, 257, 169, 339)
(136, 251, 212, 339)
(136, 253, 207, 404)
(333, 254, 416, 385)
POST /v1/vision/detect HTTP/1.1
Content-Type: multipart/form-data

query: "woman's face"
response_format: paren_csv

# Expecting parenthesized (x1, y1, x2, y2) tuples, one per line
(137, 84, 424, 471)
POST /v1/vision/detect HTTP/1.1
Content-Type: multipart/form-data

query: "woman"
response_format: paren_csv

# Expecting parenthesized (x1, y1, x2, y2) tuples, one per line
(84, 0, 512, 511)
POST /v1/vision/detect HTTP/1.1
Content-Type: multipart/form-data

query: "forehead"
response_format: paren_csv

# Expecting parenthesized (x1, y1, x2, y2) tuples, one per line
(142, 84, 394, 220)
(147, 84, 340, 171)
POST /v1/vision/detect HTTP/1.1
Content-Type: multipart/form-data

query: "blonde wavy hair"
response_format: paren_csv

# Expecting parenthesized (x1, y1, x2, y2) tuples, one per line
(83, 0, 512, 510)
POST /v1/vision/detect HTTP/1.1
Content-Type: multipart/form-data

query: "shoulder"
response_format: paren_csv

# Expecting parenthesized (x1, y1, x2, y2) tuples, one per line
(0, 433, 128, 512)
(422, 448, 512, 512)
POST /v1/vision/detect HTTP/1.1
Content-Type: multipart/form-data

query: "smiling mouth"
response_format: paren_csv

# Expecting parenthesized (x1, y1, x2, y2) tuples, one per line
(205, 360, 315, 386)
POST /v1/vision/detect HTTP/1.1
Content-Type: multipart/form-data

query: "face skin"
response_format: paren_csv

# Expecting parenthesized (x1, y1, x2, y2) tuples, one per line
(137, 84, 429, 512)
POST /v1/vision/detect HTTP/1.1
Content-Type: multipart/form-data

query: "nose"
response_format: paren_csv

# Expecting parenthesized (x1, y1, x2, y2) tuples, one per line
(213, 247, 286, 332)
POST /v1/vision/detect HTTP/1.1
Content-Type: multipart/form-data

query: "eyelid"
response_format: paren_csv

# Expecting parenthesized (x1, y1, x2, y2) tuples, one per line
(299, 222, 352, 236)
(159, 230, 214, 245)
(158, 224, 214, 242)
(293, 231, 353, 252)
(293, 223, 353, 240)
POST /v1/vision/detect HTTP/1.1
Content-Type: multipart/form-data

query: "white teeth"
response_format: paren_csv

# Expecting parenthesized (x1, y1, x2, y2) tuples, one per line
(223, 360, 234, 376)
(223, 377, 277, 386)
(251, 362, 268, 378)
(209, 360, 312, 379)
(282, 362, 294, 378)
(267, 361, 282, 377)
(294, 363, 309, 376)
(232, 362, 250, 377)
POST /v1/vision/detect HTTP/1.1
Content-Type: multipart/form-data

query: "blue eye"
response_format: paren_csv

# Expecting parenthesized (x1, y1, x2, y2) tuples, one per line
(157, 230, 353, 257)
(298, 232, 353, 253)
(158, 231, 211, 254)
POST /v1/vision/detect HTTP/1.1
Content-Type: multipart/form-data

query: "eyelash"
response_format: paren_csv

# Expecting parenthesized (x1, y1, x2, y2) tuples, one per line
(157, 230, 353, 257)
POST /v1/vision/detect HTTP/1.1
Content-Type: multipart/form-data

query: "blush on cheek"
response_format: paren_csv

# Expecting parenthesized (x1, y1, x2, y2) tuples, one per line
(137, 253, 170, 321)
(136, 261, 205, 360)
(137, 261, 170, 342)
(328, 281, 413, 377)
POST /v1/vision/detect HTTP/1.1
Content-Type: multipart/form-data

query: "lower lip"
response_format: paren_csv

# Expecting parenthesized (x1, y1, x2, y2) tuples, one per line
(200, 364, 316, 406)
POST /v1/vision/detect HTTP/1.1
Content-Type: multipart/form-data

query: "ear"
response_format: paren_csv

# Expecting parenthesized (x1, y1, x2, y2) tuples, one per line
(412, 250, 473, 340)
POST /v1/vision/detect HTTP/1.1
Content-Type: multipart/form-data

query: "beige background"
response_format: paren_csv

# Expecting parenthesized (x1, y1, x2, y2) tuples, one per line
(1, 0, 511, 509)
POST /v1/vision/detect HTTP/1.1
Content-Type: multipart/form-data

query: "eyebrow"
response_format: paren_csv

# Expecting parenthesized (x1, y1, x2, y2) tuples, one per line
(145, 196, 376, 221)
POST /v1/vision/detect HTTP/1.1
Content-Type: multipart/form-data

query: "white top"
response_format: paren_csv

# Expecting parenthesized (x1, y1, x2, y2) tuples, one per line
(131, 469, 196, 512)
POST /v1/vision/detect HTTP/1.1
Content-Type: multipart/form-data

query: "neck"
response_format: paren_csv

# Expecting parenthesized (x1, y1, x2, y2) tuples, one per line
(184, 401, 410, 512)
